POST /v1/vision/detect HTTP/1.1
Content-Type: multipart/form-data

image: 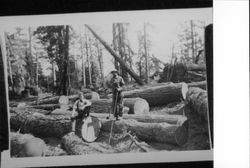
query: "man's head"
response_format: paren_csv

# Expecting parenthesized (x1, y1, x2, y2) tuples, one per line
(79, 92, 85, 101)
(111, 70, 119, 78)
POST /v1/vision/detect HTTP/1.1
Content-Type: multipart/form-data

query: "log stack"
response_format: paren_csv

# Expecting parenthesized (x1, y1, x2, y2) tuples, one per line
(107, 81, 206, 106)
(25, 98, 150, 115)
(182, 87, 211, 150)
(101, 119, 188, 146)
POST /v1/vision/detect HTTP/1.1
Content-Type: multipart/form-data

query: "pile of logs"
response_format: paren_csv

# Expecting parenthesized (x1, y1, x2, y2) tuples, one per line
(10, 81, 210, 156)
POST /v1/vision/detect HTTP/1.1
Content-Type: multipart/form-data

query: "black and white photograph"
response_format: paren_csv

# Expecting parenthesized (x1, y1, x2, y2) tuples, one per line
(0, 7, 213, 167)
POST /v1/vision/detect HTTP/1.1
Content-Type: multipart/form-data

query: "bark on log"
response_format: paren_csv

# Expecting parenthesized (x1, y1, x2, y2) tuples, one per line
(186, 87, 208, 121)
(10, 108, 72, 138)
(106, 81, 207, 107)
(62, 133, 112, 155)
(85, 24, 144, 85)
(27, 92, 99, 106)
(30, 98, 149, 115)
(91, 113, 187, 125)
(88, 98, 149, 115)
(188, 81, 207, 90)
(187, 71, 206, 79)
(10, 132, 46, 157)
(182, 87, 211, 150)
(186, 63, 206, 71)
(101, 119, 188, 146)
(10, 108, 185, 143)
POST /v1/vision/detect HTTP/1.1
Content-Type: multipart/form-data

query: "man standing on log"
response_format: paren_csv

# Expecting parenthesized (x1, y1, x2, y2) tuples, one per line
(70, 92, 92, 134)
(110, 70, 125, 120)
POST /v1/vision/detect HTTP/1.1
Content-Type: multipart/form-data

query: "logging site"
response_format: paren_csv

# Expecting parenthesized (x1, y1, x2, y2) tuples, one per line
(3, 11, 213, 158)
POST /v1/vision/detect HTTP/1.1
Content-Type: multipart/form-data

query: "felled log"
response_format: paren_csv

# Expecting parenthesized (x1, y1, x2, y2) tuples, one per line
(91, 113, 186, 125)
(10, 132, 46, 157)
(186, 63, 206, 71)
(39, 98, 148, 115)
(186, 87, 208, 121)
(10, 108, 72, 138)
(62, 133, 112, 155)
(188, 81, 207, 90)
(187, 71, 206, 79)
(28, 92, 99, 106)
(120, 82, 186, 106)
(107, 81, 206, 107)
(87, 98, 149, 115)
(182, 87, 211, 150)
(149, 102, 185, 115)
(101, 119, 188, 146)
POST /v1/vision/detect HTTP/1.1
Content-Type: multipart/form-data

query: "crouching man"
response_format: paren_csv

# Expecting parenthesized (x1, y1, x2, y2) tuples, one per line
(70, 92, 92, 134)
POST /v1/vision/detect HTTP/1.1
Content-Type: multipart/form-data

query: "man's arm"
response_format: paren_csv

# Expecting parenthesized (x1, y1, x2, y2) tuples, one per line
(117, 77, 125, 91)
(72, 100, 78, 116)
(83, 99, 92, 107)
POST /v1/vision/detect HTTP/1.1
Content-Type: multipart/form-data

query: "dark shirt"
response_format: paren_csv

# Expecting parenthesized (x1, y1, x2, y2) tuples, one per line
(110, 76, 125, 92)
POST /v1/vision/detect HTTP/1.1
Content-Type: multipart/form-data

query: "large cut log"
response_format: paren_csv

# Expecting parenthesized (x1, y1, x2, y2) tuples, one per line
(181, 87, 211, 150)
(85, 24, 144, 85)
(186, 63, 206, 71)
(10, 107, 187, 142)
(188, 81, 207, 90)
(91, 113, 186, 125)
(186, 87, 208, 120)
(28, 98, 149, 115)
(10, 132, 46, 157)
(27, 92, 99, 106)
(62, 133, 113, 155)
(108, 81, 207, 106)
(10, 108, 72, 138)
(62, 131, 151, 155)
(101, 119, 188, 146)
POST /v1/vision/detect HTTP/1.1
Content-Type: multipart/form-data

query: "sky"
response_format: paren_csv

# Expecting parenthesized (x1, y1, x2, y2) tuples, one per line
(83, 8, 212, 75)
(2, 7, 212, 77)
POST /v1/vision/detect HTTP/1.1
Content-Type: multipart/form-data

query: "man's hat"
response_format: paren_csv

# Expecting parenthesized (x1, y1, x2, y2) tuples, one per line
(110, 70, 119, 75)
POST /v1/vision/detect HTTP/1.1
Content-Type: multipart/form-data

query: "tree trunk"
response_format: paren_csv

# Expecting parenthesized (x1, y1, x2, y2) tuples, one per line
(61, 25, 70, 95)
(112, 24, 120, 72)
(85, 28, 92, 85)
(5, 34, 14, 91)
(10, 107, 72, 138)
(186, 87, 208, 121)
(25, 96, 148, 115)
(187, 71, 206, 79)
(10, 107, 186, 143)
(97, 43, 104, 86)
(90, 98, 149, 115)
(91, 113, 186, 125)
(190, 20, 195, 63)
(143, 23, 149, 83)
(52, 61, 56, 88)
(188, 80, 207, 90)
(85, 25, 144, 85)
(118, 82, 206, 106)
(101, 119, 188, 146)
(62, 133, 112, 155)
(80, 28, 86, 87)
(183, 87, 211, 150)
(186, 63, 206, 71)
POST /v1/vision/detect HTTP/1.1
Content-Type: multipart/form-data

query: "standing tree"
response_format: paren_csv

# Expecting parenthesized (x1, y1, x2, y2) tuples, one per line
(34, 25, 71, 95)
(112, 23, 130, 82)
(136, 23, 153, 82)
(177, 20, 205, 64)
